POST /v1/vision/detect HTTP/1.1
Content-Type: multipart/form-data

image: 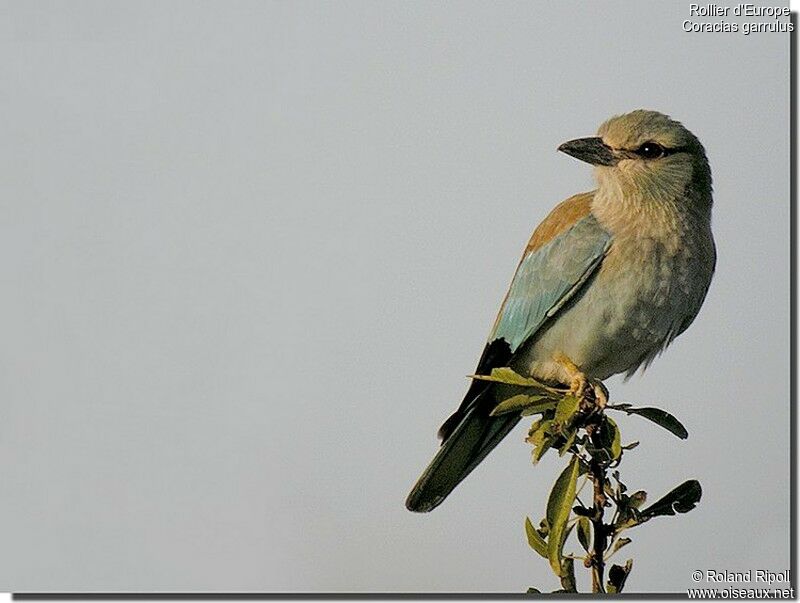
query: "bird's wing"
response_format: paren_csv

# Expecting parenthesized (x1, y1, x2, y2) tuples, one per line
(407, 195, 612, 512)
(490, 207, 612, 353)
(437, 193, 612, 442)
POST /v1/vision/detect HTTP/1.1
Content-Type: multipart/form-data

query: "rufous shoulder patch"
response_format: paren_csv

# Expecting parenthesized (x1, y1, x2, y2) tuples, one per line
(525, 191, 595, 254)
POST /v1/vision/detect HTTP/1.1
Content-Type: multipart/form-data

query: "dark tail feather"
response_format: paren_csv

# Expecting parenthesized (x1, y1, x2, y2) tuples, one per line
(405, 404, 520, 512)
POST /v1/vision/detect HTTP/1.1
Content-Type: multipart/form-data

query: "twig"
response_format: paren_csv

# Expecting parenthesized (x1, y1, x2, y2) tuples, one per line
(588, 422, 608, 594)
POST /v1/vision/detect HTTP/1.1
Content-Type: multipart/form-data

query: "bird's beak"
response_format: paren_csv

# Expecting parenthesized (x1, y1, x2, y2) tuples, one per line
(558, 137, 619, 166)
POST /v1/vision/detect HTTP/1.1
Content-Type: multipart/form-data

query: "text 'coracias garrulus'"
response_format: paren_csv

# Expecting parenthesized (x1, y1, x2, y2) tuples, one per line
(407, 109, 715, 513)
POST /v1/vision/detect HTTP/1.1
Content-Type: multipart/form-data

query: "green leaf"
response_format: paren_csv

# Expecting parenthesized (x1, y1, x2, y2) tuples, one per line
(612, 404, 689, 439)
(598, 417, 622, 461)
(469, 368, 550, 388)
(559, 557, 577, 593)
(521, 401, 558, 417)
(526, 418, 549, 445)
(639, 480, 702, 520)
(524, 517, 548, 558)
(490, 394, 554, 417)
(532, 439, 555, 464)
(628, 490, 647, 509)
(546, 456, 580, 576)
(554, 395, 580, 425)
(606, 559, 633, 593)
(528, 419, 556, 464)
(533, 444, 551, 464)
(526, 587, 541, 594)
(577, 516, 591, 552)
(558, 429, 577, 456)
(606, 537, 631, 559)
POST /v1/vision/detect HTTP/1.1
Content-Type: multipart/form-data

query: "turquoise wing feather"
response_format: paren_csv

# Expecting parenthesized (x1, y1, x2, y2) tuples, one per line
(491, 213, 612, 353)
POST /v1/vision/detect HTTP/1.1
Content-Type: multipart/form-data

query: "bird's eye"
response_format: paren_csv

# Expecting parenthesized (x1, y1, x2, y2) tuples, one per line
(636, 142, 665, 159)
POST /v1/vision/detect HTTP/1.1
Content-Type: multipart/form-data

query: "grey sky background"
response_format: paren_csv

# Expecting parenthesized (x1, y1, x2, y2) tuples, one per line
(0, 0, 790, 593)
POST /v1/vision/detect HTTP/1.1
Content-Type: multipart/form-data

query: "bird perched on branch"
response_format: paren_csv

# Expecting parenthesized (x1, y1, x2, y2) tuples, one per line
(406, 110, 715, 513)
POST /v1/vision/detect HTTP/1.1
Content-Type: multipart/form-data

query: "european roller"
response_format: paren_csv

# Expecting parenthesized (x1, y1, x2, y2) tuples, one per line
(406, 110, 715, 513)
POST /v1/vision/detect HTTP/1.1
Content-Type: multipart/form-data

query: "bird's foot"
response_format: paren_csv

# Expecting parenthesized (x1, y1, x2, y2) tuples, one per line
(555, 353, 608, 411)
(590, 379, 609, 409)
(568, 374, 608, 412)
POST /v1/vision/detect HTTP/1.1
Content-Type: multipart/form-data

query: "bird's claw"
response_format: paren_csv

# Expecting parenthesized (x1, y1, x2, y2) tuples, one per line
(591, 379, 609, 409)
(568, 373, 608, 411)
(555, 353, 608, 411)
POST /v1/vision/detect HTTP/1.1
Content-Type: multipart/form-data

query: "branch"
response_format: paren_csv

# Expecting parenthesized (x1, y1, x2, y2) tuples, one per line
(588, 427, 608, 593)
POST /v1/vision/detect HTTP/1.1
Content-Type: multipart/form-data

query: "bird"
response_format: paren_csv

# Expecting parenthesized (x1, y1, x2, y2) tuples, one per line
(406, 109, 715, 513)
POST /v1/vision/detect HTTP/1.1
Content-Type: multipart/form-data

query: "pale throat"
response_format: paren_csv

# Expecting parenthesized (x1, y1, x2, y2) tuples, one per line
(589, 167, 697, 251)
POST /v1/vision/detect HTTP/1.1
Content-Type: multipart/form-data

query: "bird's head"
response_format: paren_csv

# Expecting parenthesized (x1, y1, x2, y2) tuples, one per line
(558, 110, 712, 205)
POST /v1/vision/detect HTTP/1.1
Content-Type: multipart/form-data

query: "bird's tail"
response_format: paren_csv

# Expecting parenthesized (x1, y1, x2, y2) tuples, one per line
(405, 400, 520, 513)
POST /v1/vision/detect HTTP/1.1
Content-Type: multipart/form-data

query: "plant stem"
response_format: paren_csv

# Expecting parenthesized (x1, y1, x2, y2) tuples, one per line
(588, 422, 608, 594)
(590, 458, 607, 592)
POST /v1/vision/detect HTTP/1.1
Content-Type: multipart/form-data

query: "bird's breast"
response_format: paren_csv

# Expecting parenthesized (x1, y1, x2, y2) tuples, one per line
(522, 221, 714, 380)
